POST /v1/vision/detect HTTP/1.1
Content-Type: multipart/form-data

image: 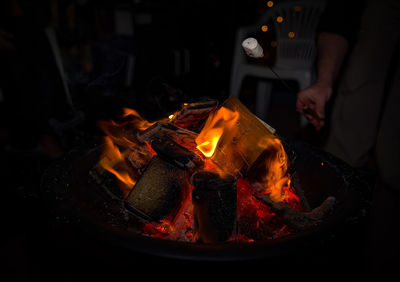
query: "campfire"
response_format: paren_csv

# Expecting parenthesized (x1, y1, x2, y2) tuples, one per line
(89, 96, 336, 243)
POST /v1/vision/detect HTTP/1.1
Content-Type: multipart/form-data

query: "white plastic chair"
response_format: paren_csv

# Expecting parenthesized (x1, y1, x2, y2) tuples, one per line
(230, 0, 326, 122)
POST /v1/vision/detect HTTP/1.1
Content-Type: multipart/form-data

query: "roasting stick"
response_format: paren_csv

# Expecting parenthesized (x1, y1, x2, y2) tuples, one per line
(241, 38, 295, 103)
(242, 38, 325, 125)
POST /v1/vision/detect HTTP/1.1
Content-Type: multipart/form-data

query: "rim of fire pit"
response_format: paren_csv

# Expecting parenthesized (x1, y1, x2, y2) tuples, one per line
(41, 140, 366, 261)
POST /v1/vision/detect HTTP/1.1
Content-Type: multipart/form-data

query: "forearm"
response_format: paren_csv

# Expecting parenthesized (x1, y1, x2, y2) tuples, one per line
(315, 32, 349, 91)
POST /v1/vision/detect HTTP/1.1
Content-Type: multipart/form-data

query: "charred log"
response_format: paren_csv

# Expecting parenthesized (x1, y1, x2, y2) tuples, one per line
(88, 167, 125, 200)
(125, 157, 189, 222)
(150, 136, 203, 170)
(172, 99, 218, 131)
(291, 173, 311, 212)
(137, 122, 199, 152)
(191, 171, 237, 243)
(254, 186, 336, 231)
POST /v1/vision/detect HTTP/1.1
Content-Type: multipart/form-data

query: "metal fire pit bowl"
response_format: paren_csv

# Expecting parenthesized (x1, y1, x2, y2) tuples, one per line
(41, 138, 367, 261)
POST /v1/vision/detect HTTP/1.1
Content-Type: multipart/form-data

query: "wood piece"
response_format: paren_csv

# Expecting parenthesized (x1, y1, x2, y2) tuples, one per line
(94, 144, 141, 198)
(210, 96, 277, 175)
(172, 100, 218, 129)
(291, 173, 311, 212)
(127, 147, 153, 172)
(254, 185, 336, 231)
(191, 171, 237, 243)
(150, 136, 203, 170)
(88, 167, 125, 200)
(137, 122, 199, 152)
(125, 157, 189, 222)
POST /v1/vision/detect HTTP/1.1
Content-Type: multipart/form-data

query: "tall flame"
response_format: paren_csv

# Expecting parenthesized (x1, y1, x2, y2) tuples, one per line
(195, 106, 239, 158)
(256, 136, 290, 203)
(99, 136, 136, 196)
(97, 108, 155, 196)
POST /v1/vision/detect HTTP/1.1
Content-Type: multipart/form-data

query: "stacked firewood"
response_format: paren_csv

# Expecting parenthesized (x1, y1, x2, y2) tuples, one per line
(91, 97, 335, 243)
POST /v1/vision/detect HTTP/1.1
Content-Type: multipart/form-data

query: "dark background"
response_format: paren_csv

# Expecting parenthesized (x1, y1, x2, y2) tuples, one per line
(0, 0, 378, 281)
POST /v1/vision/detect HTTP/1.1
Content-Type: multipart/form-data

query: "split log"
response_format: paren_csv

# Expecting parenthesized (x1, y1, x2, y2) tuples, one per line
(125, 157, 189, 222)
(291, 173, 311, 212)
(254, 185, 336, 231)
(138, 122, 199, 152)
(172, 99, 218, 130)
(150, 136, 203, 170)
(191, 171, 237, 243)
(90, 146, 141, 199)
(209, 96, 278, 175)
(88, 167, 125, 200)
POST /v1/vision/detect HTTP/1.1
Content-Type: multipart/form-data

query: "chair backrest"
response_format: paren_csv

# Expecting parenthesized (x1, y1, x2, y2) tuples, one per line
(258, 0, 326, 69)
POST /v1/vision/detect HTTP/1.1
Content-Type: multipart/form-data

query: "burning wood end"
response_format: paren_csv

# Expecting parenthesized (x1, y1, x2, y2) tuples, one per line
(94, 96, 337, 243)
(254, 184, 336, 231)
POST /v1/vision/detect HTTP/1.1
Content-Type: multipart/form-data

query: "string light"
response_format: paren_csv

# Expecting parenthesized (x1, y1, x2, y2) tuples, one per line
(261, 25, 269, 32)
(288, 31, 295, 38)
(267, 1, 274, 7)
(276, 16, 283, 23)
(294, 5, 302, 12)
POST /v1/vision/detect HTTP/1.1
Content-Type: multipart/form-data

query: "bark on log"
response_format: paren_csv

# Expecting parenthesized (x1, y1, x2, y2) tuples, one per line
(172, 100, 218, 130)
(137, 122, 199, 152)
(125, 157, 189, 222)
(150, 136, 203, 170)
(291, 173, 311, 212)
(191, 171, 237, 243)
(254, 184, 336, 231)
(88, 167, 125, 200)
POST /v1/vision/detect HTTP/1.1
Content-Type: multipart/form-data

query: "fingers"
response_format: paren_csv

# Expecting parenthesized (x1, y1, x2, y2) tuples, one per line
(314, 101, 326, 120)
(304, 113, 325, 130)
(296, 90, 326, 130)
(303, 105, 324, 121)
(296, 98, 305, 113)
(298, 103, 326, 130)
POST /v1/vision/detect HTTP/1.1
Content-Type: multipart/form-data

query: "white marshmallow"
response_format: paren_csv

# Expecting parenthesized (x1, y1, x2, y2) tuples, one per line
(242, 38, 264, 58)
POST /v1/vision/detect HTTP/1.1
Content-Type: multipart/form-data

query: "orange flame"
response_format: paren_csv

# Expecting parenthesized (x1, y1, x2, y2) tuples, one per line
(97, 108, 156, 196)
(195, 106, 239, 158)
(257, 136, 290, 203)
(121, 108, 155, 130)
(99, 136, 136, 196)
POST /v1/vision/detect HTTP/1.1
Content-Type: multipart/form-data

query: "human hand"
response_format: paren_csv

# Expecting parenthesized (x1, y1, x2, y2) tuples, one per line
(296, 82, 332, 130)
(0, 28, 15, 51)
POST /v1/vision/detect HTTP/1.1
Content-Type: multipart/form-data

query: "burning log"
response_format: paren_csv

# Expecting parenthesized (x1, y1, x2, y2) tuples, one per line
(93, 96, 341, 242)
(254, 184, 336, 231)
(172, 99, 218, 131)
(191, 171, 237, 243)
(137, 121, 204, 169)
(291, 174, 311, 212)
(150, 136, 204, 170)
(125, 157, 189, 222)
(88, 167, 126, 200)
(138, 122, 199, 152)
(198, 96, 278, 176)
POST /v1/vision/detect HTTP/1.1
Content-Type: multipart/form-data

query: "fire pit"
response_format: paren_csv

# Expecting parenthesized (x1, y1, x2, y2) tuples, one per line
(41, 97, 365, 261)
